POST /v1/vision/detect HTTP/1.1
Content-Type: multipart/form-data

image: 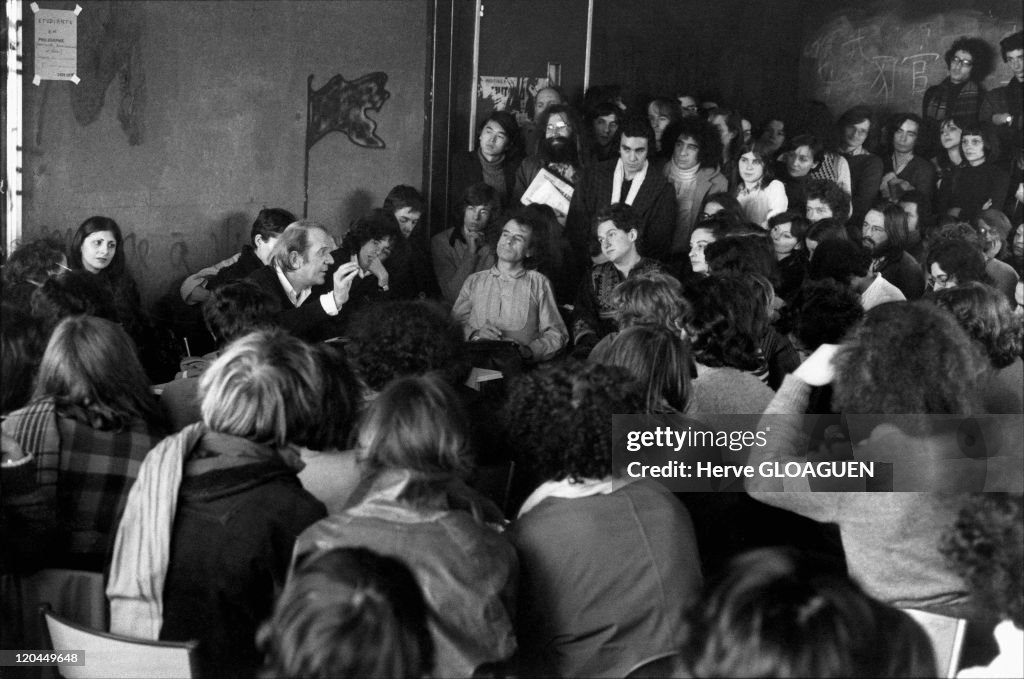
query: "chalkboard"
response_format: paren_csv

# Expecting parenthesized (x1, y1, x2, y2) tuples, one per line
(801, 7, 1020, 116)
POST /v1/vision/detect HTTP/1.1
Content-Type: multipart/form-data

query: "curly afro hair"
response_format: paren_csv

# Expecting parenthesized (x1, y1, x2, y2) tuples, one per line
(932, 282, 1023, 369)
(832, 301, 985, 415)
(346, 300, 469, 392)
(502, 360, 643, 482)
(940, 493, 1023, 627)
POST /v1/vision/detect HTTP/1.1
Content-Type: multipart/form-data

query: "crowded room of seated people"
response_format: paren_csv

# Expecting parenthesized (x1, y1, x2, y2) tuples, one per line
(2, 3, 1023, 677)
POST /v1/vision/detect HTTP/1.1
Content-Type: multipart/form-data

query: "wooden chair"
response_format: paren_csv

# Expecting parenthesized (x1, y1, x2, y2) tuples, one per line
(39, 604, 199, 679)
(904, 608, 968, 679)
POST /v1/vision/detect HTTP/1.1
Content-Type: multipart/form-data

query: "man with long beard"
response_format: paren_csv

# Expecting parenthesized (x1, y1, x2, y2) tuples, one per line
(514, 103, 586, 208)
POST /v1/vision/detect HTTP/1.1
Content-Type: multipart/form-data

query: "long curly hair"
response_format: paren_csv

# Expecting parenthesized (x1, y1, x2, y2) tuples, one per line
(503, 360, 643, 482)
(940, 493, 1023, 627)
(932, 282, 1023, 369)
(832, 302, 985, 415)
(683, 273, 764, 371)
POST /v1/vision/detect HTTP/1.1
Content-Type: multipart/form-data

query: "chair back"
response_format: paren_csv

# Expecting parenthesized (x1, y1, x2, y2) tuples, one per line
(904, 608, 968, 679)
(40, 604, 198, 679)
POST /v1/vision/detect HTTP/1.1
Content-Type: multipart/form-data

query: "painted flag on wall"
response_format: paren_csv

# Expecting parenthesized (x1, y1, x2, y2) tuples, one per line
(306, 72, 391, 150)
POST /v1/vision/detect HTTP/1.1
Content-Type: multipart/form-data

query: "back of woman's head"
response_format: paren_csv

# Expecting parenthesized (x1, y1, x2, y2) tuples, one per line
(258, 547, 434, 679)
(34, 315, 159, 429)
(503, 360, 643, 482)
(3, 236, 66, 287)
(683, 273, 763, 371)
(358, 373, 470, 477)
(600, 325, 690, 413)
(1, 303, 46, 414)
(302, 344, 362, 452)
(833, 301, 985, 414)
(932, 282, 1023, 369)
(30, 270, 120, 336)
(199, 329, 321, 447)
(776, 279, 863, 352)
(611, 271, 688, 333)
(681, 547, 937, 678)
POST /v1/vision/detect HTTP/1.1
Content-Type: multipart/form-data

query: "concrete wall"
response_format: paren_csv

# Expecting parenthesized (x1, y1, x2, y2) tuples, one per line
(22, 0, 427, 305)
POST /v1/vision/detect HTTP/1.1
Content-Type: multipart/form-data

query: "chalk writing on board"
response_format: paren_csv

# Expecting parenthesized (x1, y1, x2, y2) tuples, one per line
(802, 10, 1019, 114)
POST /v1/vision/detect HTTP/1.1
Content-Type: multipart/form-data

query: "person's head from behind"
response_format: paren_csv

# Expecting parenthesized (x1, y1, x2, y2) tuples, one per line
(776, 279, 863, 355)
(35, 315, 160, 429)
(941, 493, 1023, 629)
(617, 116, 655, 176)
(1, 303, 46, 414)
(455, 183, 499, 236)
(199, 329, 321, 447)
(347, 300, 469, 392)
(69, 216, 126, 276)
(302, 343, 362, 452)
(3, 236, 67, 289)
(29, 270, 120, 336)
(477, 110, 519, 162)
(258, 547, 434, 679)
(806, 179, 850, 223)
(662, 116, 722, 172)
(270, 221, 337, 291)
(611, 271, 688, 335)
(600, 325, 690, 414)
(862, 200, 908, 256)
(503, 360, 643, 482)
(833, 302, 984, 414)
(682, 273, 763, 372)
(341, 210, 401, 272)
(202, 279, 281, 347)
(768, 212, 810, 259)
(932, 282, 1023, 370)
(594, 203, 642, 266)
(807, 238, 872, 289)
(681, 547, 936, 678)
(251, 208, 296, 266)
(705, 234, 778, 287)
(358, 373, 471, 478)
(804, 218, 850, 258)
(926, 238, 988, 292)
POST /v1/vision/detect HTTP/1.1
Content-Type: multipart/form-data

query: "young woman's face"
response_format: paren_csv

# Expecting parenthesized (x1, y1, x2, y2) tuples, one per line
(939, 120, 963, 150)
(689, 227, 715, 273)
(738, 152, 765, 185)
(961, 134, 986, 165)
(787, 145, 815, 178)
(761, 120, 785, 152)
(80, 230, 117, 273)
(771, 221, 799, 257)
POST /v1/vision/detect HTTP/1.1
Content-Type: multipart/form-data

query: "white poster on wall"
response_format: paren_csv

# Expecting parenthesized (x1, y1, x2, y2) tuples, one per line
(31, 3, 81, 85)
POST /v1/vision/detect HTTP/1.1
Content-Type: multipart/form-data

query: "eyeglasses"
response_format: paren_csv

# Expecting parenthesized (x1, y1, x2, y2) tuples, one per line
(546, 122, 569, 132)
(927, 274, 952, 287)
(951, 56, 973, 67)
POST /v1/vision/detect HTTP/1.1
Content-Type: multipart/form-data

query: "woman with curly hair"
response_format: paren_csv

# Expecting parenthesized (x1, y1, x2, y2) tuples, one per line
(0, 236, 67, 307)
(941, 493, 1023, 678)
(682, 273, 775, 414)
(932, 282, 1023, 413)
(747, 302, 990, 618)
(505, 360, 701, 677)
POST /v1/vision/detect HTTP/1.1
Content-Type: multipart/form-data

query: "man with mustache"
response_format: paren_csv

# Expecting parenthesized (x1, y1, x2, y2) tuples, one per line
(514, 103, 586, 207)
(861, 200, 925, 300)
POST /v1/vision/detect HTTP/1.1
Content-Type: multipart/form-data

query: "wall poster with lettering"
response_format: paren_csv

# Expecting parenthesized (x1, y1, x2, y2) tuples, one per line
(31, 2, 81, 84)
(476, 76, 552, 126)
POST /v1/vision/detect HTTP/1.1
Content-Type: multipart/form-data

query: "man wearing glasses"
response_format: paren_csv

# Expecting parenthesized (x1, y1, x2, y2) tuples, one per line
(514, 103, 586, 207)
(923, 36, 994, 154)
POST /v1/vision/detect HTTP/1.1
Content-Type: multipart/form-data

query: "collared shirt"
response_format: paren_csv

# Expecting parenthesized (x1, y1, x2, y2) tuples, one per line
(452, 266, 568, 361)
(274, 264, 340, 316)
